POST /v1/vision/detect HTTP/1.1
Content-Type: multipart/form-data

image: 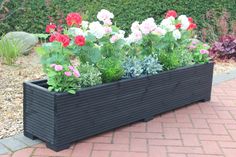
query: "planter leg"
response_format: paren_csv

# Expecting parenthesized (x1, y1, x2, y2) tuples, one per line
(143, 116, 154, 122)
(201, 96, 211, 102)
(24, 132, 37, 140)
(46, 143, 71, 152)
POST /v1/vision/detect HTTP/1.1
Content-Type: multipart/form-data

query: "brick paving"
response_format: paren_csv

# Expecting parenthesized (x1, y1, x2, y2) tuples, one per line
(1, 78, 236, 157)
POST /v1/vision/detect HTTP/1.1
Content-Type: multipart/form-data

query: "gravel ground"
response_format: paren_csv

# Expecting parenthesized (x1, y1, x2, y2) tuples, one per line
(0, 54, 236, 139)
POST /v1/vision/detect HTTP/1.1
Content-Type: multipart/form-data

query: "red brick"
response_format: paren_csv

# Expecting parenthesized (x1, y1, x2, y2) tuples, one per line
(168, 154, 186, 157)
(182, 134, 200, 146)
(149, 139, 182, 146)
(201, 141, 223, 154)
(130, 139, 147, 152)
(228, 130, 236, 140)
(149, 146, 167, 157)
(12, 148, 34, 157)
(163, 122, 193, 128)
(216, 111, 233, 119)
(118, 123, 146, 132)
(210, 124, 228, 135)
(225, 124, 236, 130)
(180, 128, 211, 134)
(167, 146, 203, 154)
(223, 148, 236, 157)
(207, 119, 236, 124)
(198, 135, 232, 141)
(155, 117, 176, 123)
(113, 131, 130, 138)
(176, 114, 191, 123)
(93, 144, 129, 151)
(33, 148, 72, 156)
(111, 151, 147, 157)
(186, 105, 202, 114)
(147, 121, 162, 132)
(219, 141, 236, 148)
(162, 128, 180, 139)
(91, 151, 110, 157)
(190, 114, 218, 119)
(71, 143, 93, 157)
(112, 137, 130, 144)
(84, 136, 112, 143)
(192, 119, 209, 128)
(188, 155, 224, 157)
(131, 132, 163, 139)
(199, 103, 216, 114)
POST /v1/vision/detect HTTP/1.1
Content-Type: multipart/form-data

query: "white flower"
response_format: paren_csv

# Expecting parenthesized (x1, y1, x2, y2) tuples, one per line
(160, 17, 176, 32)
(81, 21, 89, 30)
(125, 30, 142, 44)
(152, 27, 167, 36)
(139, 18, 157, 35)
(97, 9, 114, 25)
(110, 31, 125, 43)
(89, 21, 106, 39)
(131, 21, 140, 33)
(68, 27, 85, 37)
(173, 29, 181, 40)
(178, 15, 190, 30)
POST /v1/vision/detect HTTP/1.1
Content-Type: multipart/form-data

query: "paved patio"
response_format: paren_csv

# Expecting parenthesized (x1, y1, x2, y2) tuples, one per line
(1, 78, 236, 157)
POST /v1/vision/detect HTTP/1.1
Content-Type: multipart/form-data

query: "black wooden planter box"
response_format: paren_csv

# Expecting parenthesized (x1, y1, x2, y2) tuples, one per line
(23, 63, 214, 151)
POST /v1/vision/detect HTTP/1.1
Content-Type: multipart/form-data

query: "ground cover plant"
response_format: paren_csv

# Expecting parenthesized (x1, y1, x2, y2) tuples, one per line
(36, 9, 211, 94)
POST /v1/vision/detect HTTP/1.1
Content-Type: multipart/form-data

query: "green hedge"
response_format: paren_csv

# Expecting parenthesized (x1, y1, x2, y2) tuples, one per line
(0, 0, 235, 36)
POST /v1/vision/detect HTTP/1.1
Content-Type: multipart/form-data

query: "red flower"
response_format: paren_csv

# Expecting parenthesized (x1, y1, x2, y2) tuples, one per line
(188, 17, 193, 23)
(74, 35, 86, 46)
(66, 13, 82, 27)
(46, 23, 57, 33)
(187, 23, 197, 30)
(165, 10, 177, 18)
(49, 34, 57, 42)
(58, 34, 70, 47)
(49, 33, 70, 47)
(175, 23, 182, 29)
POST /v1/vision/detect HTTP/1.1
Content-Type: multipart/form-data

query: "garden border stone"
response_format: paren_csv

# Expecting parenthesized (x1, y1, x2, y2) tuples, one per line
(0, 66, 236, 154)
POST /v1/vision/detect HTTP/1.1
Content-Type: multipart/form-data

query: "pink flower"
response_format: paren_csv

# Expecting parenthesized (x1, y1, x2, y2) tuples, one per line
(73, 69, 80, 78)
(54, 65, 63, 71)
(50, 64, 56, 68)
(64, 71, 72, 77)
(139, 18, 157, 35)
(68, 66, 74, 71)
(189, 45, 196, 50)
(97, 9, 114, 25)
(200, 49, 209, 54)
(104, 26, 112, 34)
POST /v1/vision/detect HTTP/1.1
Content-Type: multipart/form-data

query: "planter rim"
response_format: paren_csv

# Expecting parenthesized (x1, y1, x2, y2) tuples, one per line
(24, 62, 214, 96)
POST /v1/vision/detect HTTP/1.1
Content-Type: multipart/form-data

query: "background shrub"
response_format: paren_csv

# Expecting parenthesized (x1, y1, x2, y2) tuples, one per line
(0, 0, 235, 36)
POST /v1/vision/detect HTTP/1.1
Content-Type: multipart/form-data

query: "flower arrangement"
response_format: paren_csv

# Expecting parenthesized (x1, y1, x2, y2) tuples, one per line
(36, 9, 211, 94)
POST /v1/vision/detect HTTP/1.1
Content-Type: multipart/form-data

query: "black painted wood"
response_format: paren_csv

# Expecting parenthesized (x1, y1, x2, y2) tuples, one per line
(23, 63, 214, 151)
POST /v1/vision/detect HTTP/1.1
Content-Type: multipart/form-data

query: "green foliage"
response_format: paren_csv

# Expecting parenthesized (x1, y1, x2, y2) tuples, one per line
(97, 57, 124, 83)
(159, 51, 182, 71)
(122, 55, 162, 78)
(78, 63, 102, 88)
(0, 36, 21, 65)
(35, 42, 71, 70)
(123, 56, 143, 78)
(1, 0, 235, 35)
(142, 55, 163, 75)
